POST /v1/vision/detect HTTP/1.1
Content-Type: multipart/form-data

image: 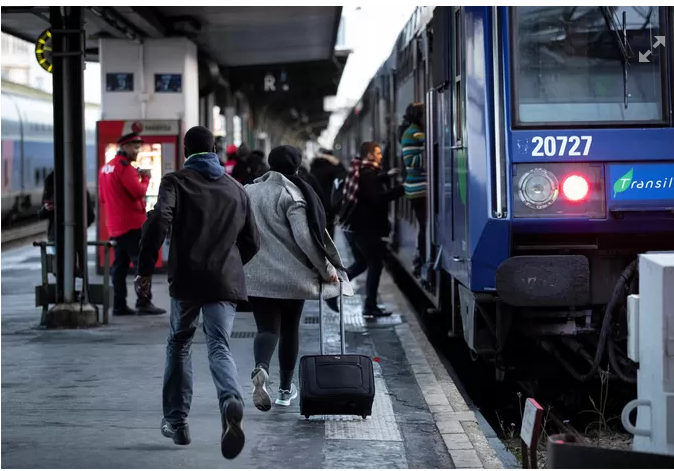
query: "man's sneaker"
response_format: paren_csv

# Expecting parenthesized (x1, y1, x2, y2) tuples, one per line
(363, 305, 392, 317)
(160, 418, 191, 445)
(136, 302, 166, 315)
(113, 306, 136, 316)
(221, 398, 245, 460)
(275, 383, 298, 406)
(251, 367, 272, 412)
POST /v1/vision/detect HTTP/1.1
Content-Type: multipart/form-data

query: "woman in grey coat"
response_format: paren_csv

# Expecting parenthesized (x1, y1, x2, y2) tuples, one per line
(244, 145, 352, 411)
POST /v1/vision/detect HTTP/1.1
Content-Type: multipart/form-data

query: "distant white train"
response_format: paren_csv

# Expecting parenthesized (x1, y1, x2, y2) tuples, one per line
(1, 81, 100, 223)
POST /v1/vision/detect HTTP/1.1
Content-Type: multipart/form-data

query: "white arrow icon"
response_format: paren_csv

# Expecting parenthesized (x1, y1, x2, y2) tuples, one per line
(639, 50, 652, 62)
(653, 36, 665, 49)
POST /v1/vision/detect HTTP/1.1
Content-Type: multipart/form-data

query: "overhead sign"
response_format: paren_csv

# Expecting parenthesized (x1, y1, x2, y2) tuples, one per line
(35, 29, 54, 74)
(263, 71, 289, 93)
(121, 120, 181, 136)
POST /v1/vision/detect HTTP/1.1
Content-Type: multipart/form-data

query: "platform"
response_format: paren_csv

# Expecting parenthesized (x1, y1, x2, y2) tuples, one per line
(1, 230, 517, 469)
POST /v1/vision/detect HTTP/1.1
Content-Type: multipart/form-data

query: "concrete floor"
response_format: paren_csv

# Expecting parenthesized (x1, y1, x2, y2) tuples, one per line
(1, 230, 517, 469)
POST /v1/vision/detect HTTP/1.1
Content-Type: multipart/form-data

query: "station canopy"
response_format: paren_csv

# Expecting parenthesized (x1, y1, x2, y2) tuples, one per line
(1, 6, 345, 137)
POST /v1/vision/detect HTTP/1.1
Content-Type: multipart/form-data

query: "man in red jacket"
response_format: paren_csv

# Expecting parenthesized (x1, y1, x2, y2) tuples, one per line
(99, 132, 166, 316)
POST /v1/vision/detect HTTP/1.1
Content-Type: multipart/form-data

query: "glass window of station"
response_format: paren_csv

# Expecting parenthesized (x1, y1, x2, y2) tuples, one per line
(511, 6, 667, 126)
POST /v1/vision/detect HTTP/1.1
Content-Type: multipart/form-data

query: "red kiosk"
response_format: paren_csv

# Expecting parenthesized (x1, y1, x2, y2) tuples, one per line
(96, 119, 183, 274)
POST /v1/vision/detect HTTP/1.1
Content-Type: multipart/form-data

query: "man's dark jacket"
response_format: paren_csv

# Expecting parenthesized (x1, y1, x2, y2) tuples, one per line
(137, 152, 261, 303)
(348, 166, 404, 237)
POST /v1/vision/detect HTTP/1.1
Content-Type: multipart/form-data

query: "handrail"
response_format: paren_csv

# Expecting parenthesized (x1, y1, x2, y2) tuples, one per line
(33, 239, 116, 325)
(33, 240, 116, 248)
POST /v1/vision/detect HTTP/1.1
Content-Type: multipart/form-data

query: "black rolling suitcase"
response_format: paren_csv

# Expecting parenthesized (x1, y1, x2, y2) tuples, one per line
(299, 282, 375, 419)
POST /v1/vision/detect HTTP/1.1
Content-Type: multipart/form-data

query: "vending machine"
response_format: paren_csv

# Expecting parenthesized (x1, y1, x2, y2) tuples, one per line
(96, 119, 183, 274)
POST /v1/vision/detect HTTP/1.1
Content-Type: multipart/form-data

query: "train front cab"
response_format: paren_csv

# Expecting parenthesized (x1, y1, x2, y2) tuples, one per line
(446, 6, 674, 381)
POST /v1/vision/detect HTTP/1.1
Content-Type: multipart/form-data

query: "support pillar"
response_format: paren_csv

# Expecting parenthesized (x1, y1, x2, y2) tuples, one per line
(199, 92, 215, 131)
(224, 106, 235, 146)
(48, 5, 97, 328)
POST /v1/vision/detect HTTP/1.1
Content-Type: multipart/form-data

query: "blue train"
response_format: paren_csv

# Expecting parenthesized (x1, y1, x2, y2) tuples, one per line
(336, 6, 674, 382)
(1, 81, 99, 223)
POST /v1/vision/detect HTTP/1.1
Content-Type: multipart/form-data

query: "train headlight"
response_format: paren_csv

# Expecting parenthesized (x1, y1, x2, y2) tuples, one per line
(561, 175, 589, 202)
(518, 168, 559, 210)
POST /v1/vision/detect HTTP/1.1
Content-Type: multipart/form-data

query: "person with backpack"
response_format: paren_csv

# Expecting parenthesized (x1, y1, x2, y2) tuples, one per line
(400, 102, 427, 277)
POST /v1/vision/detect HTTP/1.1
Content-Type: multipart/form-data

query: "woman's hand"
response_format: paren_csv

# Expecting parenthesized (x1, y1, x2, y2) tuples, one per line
(324, 265, 338, 283)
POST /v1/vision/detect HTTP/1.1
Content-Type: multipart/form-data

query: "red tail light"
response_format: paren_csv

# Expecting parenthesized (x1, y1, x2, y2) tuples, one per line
(562, 175, 589, 202)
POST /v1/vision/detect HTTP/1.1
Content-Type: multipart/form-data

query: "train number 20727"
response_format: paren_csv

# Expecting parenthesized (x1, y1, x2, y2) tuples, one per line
(531, 136, 592, 157)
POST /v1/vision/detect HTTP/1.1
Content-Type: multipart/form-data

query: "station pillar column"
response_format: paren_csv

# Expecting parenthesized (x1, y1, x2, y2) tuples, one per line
(47, 5, 97, 328)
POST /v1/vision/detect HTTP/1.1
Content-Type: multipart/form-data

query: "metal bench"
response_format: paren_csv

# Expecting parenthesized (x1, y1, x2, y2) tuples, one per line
(33, 240, 116, 326)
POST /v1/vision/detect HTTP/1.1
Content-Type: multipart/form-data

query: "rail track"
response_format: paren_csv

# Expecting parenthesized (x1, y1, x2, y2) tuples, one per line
(2, 220, 47, 251)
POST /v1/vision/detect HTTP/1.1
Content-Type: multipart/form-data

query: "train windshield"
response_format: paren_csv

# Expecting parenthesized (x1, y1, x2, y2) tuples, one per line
(511, 6, 667, 126)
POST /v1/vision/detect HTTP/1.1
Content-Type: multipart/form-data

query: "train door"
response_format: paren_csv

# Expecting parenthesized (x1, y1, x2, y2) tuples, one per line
(422, 23, 441, 281)
(449, 6, 469, 282)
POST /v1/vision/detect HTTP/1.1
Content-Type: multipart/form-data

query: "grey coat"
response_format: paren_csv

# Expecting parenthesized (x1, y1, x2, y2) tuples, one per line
(243, 171, 354, 300)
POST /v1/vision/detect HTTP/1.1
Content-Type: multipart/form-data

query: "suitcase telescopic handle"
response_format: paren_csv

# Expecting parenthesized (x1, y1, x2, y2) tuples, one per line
(318, 281, 345, 356)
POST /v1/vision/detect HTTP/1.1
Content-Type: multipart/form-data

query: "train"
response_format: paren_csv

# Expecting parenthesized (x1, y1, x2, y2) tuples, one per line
(1, 80, 100, 223)
(336, 6, 674, 383)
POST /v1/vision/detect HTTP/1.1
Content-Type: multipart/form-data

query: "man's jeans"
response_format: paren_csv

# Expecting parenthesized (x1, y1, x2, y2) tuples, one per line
(163, 298, 243, 426)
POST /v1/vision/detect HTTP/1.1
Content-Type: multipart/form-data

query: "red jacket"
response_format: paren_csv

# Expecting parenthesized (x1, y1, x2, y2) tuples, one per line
(99, 153, 150, 237)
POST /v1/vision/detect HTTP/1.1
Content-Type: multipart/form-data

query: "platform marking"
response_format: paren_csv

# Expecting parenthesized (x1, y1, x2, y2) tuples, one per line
(385, 286, 510, 469)
(320, 363, 403, 442)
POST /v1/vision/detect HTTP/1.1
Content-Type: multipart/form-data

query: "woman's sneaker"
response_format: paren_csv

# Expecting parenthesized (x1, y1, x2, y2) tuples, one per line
(251, 367, 272, 412)
(275, 383, 298, 406)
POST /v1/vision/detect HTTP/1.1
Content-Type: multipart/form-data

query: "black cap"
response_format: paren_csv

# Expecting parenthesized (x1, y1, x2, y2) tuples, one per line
(268, 145, 302, 176)
(117, 132, 143, 146)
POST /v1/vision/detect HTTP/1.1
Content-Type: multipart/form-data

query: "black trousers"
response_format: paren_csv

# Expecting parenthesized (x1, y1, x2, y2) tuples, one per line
(410, 197, 427, 265)
(111, 228, 152, 309)
(249, 297, 305, 390)
(344, 231, 387, 310)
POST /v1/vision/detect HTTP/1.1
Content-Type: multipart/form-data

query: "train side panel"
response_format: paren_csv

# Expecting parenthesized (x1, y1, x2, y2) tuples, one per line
(463, 6, 510, 292)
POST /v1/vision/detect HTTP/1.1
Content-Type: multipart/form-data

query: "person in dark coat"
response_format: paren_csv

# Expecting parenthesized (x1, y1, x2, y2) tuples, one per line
(331, 141, 404, 317)
(231, 143, 251, 183)
(239, 150, 269, 186)
(38, 170, 96, 271)
(135, 126, 261, 459)
(310, 148, 347, 239)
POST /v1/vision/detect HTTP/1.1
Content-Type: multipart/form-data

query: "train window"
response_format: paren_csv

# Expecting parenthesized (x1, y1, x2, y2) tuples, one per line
(454, 8, 462, 72)
(512, 6, 667, 126)
(453, 8, 464, 143)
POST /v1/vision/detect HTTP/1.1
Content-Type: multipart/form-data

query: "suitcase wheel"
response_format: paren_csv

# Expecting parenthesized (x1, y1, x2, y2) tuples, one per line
(362, 415, 367, 419)
(304, 415, 310, 420)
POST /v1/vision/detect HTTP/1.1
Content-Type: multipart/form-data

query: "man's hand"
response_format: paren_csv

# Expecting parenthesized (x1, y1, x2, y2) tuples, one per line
(139, 169, 152, 179)
(387, 168, 401, 176)
(134, 275, 151, 300)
